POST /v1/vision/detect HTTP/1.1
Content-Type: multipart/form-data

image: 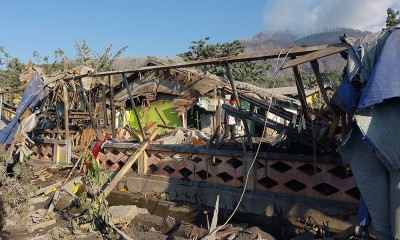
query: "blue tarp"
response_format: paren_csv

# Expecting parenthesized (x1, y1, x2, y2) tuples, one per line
(0, 75, 46, 144)
(338, 74, 358, 113)
(358, 29, 400, 109)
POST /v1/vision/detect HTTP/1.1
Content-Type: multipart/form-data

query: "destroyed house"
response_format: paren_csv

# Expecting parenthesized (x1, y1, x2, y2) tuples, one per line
(110, 60, 227, 138)
(1, 39, 385, 237)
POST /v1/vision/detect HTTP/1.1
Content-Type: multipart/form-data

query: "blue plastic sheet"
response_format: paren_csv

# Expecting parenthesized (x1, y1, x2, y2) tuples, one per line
(338, 74, 358, 113)
(0, 75, 45, 144)
(359, 29, 400, 109)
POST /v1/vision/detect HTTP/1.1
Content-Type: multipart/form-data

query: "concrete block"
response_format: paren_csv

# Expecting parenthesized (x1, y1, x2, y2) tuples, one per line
(108, 205, 148, 225)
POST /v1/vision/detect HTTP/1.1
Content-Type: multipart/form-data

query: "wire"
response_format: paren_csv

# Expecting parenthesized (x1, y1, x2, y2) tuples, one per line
(203, 47, 294, 240)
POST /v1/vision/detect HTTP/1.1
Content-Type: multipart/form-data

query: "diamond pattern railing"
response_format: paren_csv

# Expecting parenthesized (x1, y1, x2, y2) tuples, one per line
(31, 141, 359, 203)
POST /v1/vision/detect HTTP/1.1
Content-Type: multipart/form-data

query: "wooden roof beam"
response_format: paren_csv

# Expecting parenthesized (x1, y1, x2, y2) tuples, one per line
(281, 44, 348, 69)
(49, 43, 347, 84)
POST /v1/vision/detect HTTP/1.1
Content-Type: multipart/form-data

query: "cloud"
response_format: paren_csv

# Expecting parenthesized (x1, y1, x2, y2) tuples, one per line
(263, 0, 400, 34)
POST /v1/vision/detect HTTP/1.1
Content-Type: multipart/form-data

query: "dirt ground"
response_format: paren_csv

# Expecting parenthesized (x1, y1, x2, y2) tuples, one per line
(0, 162, 373, 240)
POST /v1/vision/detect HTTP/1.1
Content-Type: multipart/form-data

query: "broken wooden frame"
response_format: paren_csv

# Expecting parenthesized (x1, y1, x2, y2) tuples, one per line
(1, 43, 348, 158)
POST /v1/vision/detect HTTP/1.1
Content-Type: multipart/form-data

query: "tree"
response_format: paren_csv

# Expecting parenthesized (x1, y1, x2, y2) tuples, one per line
(32, 48, 65, 74)
(0, 46, 24, 89)
(179, 37, 270, 85)
(74, 40, 128, 72)
(386, 8, 400, 28)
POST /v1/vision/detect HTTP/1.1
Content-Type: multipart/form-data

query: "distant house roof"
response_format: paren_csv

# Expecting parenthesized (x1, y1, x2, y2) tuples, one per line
(264, 85, 332, 98)
(113, 60, 225, 100)
(112, 60, 227, 114)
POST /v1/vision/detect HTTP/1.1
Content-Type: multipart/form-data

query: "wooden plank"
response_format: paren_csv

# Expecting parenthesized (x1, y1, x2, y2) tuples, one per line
(143, 121, 157, 134)
(222, 104, 287, 132)
(292, 64, 310, 120)
(310, 60, 333, 112)
(69, 111, 89, 115)
(109, 75, 116, 138)
(27, 220, 57, 233)
(327, 117, 340, 140)
(281, 45, 348, 69)
(101, 129, 158, 199)
(35, 182, 62, 196)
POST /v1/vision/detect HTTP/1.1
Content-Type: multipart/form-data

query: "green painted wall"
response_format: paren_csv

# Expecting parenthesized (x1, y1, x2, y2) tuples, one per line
(239, 99, 255, 134)
(126, 101, 182, 133)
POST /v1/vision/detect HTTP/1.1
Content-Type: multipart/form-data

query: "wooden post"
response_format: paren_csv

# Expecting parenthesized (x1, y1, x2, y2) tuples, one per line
(292, 63, 310, 121)
(310, 60, 333, 112)
(78, 78, 99, 140)
(225, 63, 253, 147)
(101, 81, 108, 128)
(109, 75, 116, 138)
(122, 73, 145, 141)
(182, 112, 187, 129)
(248, 103, 256, 136)
(62, 84, 70, 140)
(215, 103, 221, 144)
(101, 129, 158, 199)
(138, 151, 148, 175)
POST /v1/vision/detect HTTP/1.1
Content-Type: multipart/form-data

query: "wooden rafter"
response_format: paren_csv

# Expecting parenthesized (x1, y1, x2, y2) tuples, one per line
(281, 44, 348, 69)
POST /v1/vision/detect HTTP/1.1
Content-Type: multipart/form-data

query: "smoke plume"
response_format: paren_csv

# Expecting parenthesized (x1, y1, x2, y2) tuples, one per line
(263, 0, 400, 35)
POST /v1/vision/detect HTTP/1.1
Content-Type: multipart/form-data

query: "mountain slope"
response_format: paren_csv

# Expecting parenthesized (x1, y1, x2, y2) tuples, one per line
(241, 28, 371, 72)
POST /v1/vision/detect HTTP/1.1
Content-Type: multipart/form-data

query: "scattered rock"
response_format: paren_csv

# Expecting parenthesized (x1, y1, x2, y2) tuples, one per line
(62, 176, 83, 196)
(108, 205, 148, 225)
(27, 219, 57, 233)
(29, 196, 49, 204)
(54, 192, 75, 211)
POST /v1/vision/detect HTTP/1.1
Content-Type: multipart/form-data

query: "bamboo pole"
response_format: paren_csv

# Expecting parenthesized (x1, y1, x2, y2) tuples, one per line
(122, 73, 145, 141)
(78, 78, 99, 140)
(63, 84, 70, 140)
(109, 75, 116, 138)
(101, 82, 108, 127)
(225, 63, 253, 147)
(101, 129, 158, 199)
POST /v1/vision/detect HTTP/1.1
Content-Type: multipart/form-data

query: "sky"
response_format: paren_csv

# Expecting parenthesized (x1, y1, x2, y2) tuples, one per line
(1, 0, 399, 64)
